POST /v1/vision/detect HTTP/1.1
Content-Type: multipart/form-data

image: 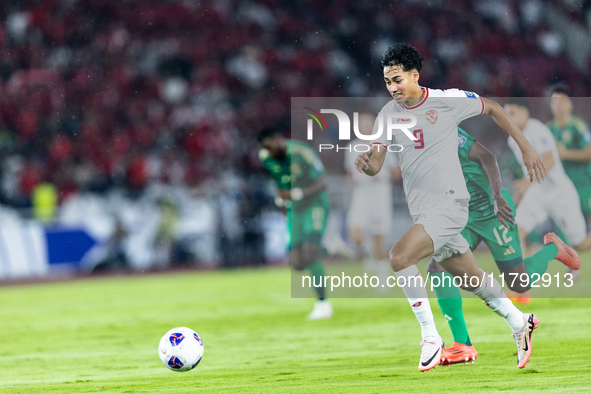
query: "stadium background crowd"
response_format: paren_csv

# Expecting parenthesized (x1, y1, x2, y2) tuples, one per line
(0, 0, 589, 271)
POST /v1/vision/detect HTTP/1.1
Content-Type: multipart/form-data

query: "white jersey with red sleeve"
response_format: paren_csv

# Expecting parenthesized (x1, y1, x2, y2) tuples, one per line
(507, 118, 570, 188)
(507, 118, 586, 245)
(372, 88, 485, 216)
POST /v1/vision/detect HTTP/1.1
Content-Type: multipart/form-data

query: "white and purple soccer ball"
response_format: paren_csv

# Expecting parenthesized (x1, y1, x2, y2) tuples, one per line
(158, 327, 204, 372)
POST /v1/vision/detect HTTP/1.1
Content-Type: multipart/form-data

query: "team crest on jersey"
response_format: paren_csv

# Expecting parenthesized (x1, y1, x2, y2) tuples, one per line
(561, 131, 572, 144)
(425, 110, 438, 124)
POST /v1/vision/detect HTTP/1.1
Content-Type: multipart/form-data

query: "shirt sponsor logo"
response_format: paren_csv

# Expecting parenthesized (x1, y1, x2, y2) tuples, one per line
(464, 91, 477, 98)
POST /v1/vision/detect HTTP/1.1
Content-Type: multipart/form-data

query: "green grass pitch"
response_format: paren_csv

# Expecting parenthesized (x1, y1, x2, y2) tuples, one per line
(0, 250, 590, 393)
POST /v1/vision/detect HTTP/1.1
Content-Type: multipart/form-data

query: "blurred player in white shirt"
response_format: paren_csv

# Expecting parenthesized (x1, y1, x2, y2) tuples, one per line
(345, 113, 401, 275)
(504, 98, 591, 256)
(355, 43, 546, 371)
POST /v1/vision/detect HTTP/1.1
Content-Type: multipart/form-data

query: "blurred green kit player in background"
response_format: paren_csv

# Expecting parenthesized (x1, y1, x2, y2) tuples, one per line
(258, 127, 332, 320)
(547, 83, 591, 220)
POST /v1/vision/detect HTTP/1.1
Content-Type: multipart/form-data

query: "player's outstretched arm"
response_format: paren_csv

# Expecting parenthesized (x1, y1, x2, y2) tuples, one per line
(557, 144, 591, 162)
(468, 141, 515, 228)
(482, 98, 547, 183)
(354, 145, 387, 176)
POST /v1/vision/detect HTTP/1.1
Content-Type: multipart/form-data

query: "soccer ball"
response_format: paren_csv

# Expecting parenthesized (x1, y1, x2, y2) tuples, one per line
(158, 327, 204, 372)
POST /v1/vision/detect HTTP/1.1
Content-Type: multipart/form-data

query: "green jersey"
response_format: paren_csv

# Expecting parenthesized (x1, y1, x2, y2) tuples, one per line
(547, 115, 591, 186)
(457, 128, 522, 266)
(457, 128, 502, 221)
(259, 139, 329, 211)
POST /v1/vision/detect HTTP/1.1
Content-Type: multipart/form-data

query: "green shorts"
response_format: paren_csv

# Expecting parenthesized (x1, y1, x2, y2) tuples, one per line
(287, 201, 329, 250)
(462, 193, 523, 270)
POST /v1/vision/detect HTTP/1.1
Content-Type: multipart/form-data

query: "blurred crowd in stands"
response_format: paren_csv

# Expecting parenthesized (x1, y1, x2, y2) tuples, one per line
(0, 0, 589, 267)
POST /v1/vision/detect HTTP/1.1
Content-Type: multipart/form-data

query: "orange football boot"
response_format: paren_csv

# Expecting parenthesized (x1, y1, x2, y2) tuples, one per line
(543, 233, 581, 270)
(506, 289, 531, 305)
(440, 342, 478, 365)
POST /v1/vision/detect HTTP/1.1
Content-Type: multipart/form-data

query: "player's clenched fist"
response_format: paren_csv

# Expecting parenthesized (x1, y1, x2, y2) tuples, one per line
(354, 150, 373, 173)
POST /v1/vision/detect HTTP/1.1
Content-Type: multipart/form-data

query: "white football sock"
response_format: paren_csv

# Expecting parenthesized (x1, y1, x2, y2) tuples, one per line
(471, 271, 525, 333)
(394, 265, 439, 339)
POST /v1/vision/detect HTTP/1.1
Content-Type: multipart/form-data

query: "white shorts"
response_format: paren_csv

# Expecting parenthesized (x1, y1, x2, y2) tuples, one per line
(517, 182, 586, 246)
(347, 187, 392, 236)
(412, 197, 470, 263)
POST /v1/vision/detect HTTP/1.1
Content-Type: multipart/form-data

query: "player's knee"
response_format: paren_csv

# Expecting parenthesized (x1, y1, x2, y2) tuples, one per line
(301, 245, 320, 266)
(299, 257, 316, 269)
(427, 260, 444, 274)
(299, 257, 315, 269)
(291, 257, 307, 271)
(508, 282, 530, 293)
(290, 250, 306, 271)
(389, 247, 412, 272)
(501, 267, 531, 293)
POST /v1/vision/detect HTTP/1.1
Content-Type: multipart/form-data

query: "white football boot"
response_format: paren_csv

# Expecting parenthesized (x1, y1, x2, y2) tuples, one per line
(306, 300, 333, 320)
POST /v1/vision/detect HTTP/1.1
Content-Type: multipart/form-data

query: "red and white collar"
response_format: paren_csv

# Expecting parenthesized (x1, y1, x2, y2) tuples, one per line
(402, 87, 429, 109)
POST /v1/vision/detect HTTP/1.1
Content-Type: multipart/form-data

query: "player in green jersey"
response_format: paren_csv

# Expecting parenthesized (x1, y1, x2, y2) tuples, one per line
(547, 83, 591, 220)
(427, 128, 579, 365)
(257, 127, 332, 320)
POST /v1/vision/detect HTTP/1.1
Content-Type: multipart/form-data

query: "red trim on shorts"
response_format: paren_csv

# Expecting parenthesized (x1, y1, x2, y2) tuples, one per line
(403, 88, 429, 109)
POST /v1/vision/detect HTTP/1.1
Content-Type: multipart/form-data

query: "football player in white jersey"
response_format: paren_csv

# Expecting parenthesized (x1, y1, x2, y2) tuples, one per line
(345, 113, 401, 277)
(355, 43, 546, 371)
(504, 98, 591, 257)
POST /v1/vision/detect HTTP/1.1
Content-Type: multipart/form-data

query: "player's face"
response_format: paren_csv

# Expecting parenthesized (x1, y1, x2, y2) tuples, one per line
(383, 65, 421, 104)
(550, 92, 572, 118)
(261, 136, 286, 160)
(503, 104, 529, 130)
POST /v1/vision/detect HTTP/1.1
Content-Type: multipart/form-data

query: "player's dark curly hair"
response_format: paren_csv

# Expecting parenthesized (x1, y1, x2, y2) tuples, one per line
(380, 43, 423, 72)
(548, 82, 570, 97)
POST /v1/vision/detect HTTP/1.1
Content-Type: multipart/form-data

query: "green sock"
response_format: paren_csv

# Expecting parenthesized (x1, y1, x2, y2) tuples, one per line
(524, 243, 558, 282)
(432, 272, 472, 346)
(307, 261, 326, 300)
